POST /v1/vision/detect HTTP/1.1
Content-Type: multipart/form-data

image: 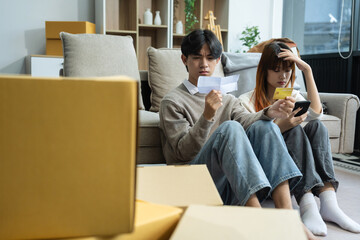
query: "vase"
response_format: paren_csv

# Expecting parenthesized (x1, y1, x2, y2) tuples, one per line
(154, 11, 161, 25)
(144, 8, 153, 25)
(176, 20, 183, 34)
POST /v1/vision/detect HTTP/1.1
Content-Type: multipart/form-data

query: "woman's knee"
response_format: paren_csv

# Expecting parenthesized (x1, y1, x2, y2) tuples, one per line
(283, 124, 305, 138)
(305, 119, 328, 135)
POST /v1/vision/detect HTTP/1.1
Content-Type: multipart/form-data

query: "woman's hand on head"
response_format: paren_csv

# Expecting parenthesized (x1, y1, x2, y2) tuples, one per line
(278, 48, 311, 72)
(266, 96, 295, 119)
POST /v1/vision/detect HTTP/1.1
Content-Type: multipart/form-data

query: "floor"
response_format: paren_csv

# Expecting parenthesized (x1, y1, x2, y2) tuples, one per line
(318, 165, 360, 240)
(263, 157, 360, 240)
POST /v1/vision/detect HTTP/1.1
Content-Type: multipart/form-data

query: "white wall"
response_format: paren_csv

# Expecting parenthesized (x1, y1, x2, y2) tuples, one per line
(228, 0, 283, 53)
(0, 0, 94, 74)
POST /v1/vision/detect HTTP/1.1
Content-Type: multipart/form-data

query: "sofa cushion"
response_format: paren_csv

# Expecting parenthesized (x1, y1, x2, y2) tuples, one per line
(315, 114, 341, 138)
(60, 32, 145, 109)
(301, 114, 340, 138)
(138, 110, 165, 164)
(147, 47, 224, 112)
(138, 110, 161, 147)
(221, 52, 261, 97)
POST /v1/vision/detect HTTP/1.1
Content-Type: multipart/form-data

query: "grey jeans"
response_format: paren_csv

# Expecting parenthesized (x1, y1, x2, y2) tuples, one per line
(283, 119, 339, 203)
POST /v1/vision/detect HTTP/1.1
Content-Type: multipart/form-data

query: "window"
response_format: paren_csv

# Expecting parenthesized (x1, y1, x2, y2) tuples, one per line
(283, 0, 354, 55)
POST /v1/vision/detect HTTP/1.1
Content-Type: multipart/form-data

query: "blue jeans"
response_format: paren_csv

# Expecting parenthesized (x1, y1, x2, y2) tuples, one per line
(283, 119, 339, 203)
(191, 120, 302, 206)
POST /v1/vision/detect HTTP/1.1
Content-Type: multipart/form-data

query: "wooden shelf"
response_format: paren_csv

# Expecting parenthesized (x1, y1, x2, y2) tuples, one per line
(139, 24, 168, 29)
(106, 30, 137, 35)
(173, 33, 186, 38)
(99, 0, 229, 70)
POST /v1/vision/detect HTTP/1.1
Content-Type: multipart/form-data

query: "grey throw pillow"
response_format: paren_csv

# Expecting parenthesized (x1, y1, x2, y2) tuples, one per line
(60, 32, 145, 109)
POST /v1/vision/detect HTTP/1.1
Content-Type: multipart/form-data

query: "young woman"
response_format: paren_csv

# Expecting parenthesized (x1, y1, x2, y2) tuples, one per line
(239, 42, 360, 236)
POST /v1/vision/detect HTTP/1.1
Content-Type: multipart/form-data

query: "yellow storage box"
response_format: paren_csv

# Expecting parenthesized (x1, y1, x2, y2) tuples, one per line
(45, 21, 96, 56)
(0, 75, 138, 239)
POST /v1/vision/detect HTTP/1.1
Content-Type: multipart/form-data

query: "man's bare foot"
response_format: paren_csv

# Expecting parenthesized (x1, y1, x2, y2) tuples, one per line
(303, 223, 321, 240)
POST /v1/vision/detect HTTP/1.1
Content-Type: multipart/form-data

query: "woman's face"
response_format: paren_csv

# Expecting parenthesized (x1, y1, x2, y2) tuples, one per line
(266, 64, 292, 90)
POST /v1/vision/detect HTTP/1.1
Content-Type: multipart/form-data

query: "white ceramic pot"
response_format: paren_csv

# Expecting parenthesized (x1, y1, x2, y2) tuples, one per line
(154, 11, 161, 25)
(144, 8, 153, 25)
(176, 20, 183, 34)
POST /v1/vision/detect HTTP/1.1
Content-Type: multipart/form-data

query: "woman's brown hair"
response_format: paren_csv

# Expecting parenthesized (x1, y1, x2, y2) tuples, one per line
(252, 42, 296, 112)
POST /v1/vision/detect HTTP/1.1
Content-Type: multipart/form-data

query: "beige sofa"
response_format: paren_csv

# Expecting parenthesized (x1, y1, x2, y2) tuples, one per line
(59, 32, 360, 165)
(138, 48, 360, 164)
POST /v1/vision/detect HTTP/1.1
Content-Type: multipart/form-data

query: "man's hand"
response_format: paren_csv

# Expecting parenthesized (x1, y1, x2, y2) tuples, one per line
(266, 96, 295, 119)
(203, 90, 222, 120)
(275, 108, 308, 133)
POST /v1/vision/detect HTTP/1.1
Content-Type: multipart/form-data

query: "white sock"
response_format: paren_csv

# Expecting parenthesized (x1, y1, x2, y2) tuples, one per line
(299, 192, 327, 236)
(320, 190, 360, 233)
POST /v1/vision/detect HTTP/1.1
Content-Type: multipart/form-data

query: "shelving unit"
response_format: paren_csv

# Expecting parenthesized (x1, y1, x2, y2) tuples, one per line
(95, 0, 229, 70)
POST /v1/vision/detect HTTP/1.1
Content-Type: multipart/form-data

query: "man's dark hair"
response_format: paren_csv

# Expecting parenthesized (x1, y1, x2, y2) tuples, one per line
(181, 29, 222, 58)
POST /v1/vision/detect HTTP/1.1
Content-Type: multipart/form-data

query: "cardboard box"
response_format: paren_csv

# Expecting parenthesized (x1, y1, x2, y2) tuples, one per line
(0, 75, 138, 239)
(45, 21, 96, 39)
(46, 39, 63, 56)
(136, 165, 223, 209)
(45, 21, 96, 56)
(171, 205, 307, 240)
(118, 200, 183, 240)
(66, 200, 183, 240)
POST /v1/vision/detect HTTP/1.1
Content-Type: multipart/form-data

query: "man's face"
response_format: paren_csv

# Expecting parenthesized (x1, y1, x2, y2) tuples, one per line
(181, 43, 220, 86)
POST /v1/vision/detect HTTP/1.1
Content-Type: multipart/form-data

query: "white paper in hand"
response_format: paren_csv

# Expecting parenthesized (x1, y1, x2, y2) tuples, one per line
(197, 75, 239, 94)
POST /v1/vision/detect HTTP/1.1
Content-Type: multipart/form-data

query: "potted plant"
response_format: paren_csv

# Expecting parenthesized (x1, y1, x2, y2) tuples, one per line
(238, 26, 260, 53)
(185, 0, 199, 34)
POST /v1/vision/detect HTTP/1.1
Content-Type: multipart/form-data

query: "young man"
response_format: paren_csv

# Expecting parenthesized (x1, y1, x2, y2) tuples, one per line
(159, 29, 314, 231)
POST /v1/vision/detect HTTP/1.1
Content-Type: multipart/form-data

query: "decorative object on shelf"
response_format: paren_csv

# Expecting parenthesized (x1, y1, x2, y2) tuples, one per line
(185, 0, 199, 33)
(144, 8, 153, 25)
(176, 20, 183, 34)
(238, 26, 260, 53)
(204, 11, 222, 45)
(154, 11, 162, 25)
(173, 0, 180, 27)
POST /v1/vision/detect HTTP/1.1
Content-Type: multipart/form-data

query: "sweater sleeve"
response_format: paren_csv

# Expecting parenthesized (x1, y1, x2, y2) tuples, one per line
(159, 99, 214, 163)
(231, 97, 272, 130)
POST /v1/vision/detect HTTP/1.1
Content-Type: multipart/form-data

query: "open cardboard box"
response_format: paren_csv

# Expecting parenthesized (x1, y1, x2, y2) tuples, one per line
(136, 164, 224, 209)
(62, 164, 221, 240)
(171, 205, 307, 240)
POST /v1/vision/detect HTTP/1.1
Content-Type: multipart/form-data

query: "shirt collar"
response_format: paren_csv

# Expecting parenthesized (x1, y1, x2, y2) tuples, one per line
(183, 79, 199, 95)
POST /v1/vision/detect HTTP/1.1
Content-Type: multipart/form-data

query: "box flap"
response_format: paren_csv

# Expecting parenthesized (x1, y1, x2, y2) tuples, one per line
(56, 200, 183, 240)
(171, 205, 307, 240)
(136, 165, 223, 208)
(0, 75, 138, 239)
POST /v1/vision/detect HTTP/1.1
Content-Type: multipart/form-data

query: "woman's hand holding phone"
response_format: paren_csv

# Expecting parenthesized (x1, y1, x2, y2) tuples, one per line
(293, 100, 311, 117)
(274, 106, 308, 133)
